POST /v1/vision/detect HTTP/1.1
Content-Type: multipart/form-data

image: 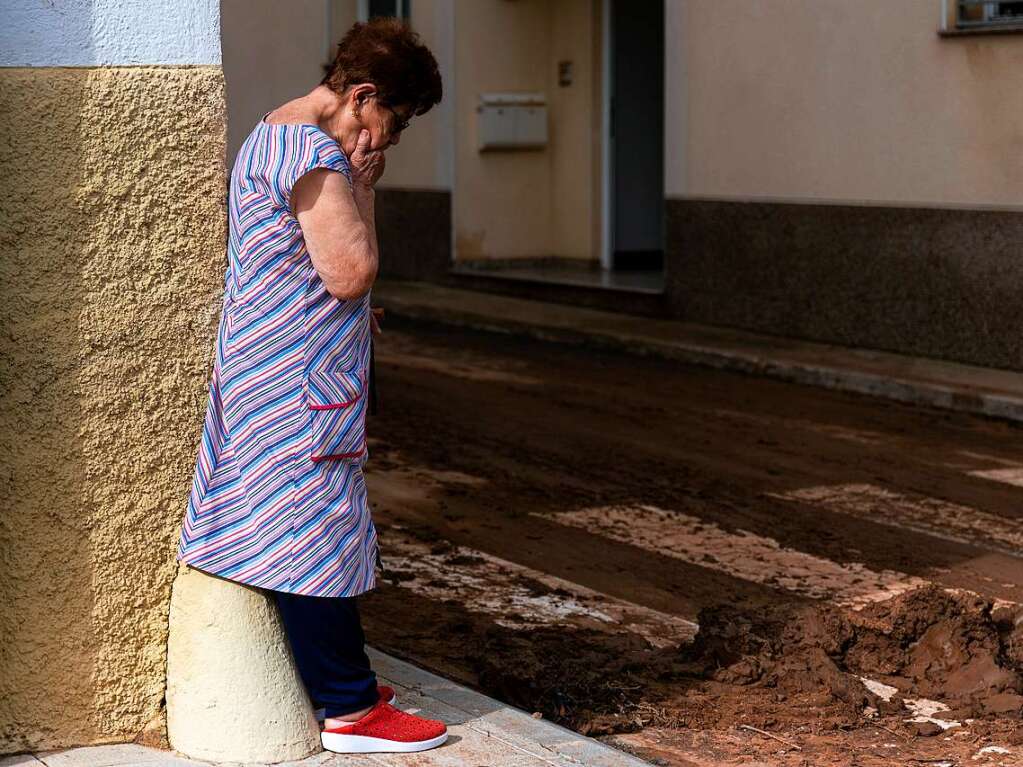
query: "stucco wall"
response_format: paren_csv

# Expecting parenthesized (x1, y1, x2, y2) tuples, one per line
(666, 0, 1023, 206)
(660, 0, 1023, 370)
(549, 0, 597, 261)
(0, 0, 221, 66)
(0, 66, 226, 753)
(454, 0, 552, 260)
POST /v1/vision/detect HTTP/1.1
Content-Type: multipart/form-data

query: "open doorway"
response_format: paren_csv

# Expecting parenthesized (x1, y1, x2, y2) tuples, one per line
(604, 0, 664, 275)
(448, 0, 665, 302)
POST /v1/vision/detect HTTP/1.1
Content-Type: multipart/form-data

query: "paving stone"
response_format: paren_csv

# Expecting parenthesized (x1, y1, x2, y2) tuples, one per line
(370, 647, 649, 765)
(35, 745, 196, 767)
(348, 721, 559, 767)
(423, 686, 535, 723)
(0, 756, 46, 767)
(377, 651, 649, 764)
(366, 650, 462, 692)
(269, 752, 334, 767)
(28, 648, 648, 767)
(460, 717, 634, 767)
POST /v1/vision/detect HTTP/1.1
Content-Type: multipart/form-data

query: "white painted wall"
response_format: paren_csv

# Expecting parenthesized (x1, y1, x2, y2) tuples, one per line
(665, 0, 1023, 207)
(0, 0, 221, 66)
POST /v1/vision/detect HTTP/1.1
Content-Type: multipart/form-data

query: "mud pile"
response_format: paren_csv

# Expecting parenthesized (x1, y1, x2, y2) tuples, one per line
(466, 585, 1023, 736)
(374, 576, 1023, 736)
(677, 585, 1023, 724)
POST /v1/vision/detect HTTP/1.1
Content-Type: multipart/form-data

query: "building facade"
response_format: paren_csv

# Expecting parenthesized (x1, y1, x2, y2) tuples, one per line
(224, 0, 1023, 370)
(2, 0, 1021, 755)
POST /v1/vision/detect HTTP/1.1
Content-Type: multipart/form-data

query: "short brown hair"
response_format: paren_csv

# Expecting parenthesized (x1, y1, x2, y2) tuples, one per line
(321, 17, 442, 117)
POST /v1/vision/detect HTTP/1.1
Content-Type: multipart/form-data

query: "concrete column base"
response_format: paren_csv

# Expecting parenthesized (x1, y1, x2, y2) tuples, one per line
(166, 564, 321, 763)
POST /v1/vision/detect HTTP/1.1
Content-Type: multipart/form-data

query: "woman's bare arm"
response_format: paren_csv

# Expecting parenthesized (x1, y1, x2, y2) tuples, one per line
(352, 184, 379, 273)
(292, 167, 378, 300)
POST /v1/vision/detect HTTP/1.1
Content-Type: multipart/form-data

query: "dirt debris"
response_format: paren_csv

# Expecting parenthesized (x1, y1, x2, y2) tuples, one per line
(676, 585, 1022, 726)
(360, 323, 1023, 764)
(370, 547, 1022, 738)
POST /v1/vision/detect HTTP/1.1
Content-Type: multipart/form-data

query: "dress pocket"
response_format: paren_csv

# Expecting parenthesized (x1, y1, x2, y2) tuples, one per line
(306, 367, 367, 461)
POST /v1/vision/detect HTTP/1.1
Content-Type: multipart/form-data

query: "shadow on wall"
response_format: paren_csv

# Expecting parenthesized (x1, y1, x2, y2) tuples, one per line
(0, 0, 95, 67)
(0, 62, 97, 754)
(1, 4, 95, 747)
(0, 61, 229, 756)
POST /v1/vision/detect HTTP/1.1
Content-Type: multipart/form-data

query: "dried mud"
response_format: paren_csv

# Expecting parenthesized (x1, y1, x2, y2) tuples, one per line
(675, 585, 1023, 726)
(359, 321, 1023, 765)
(365, 538, 1022, 730)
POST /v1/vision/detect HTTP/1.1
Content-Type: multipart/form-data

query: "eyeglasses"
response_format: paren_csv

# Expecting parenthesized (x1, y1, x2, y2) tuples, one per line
(378, 98, 411, 134)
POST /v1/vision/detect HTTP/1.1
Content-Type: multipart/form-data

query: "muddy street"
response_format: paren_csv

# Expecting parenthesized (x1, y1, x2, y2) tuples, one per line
(357, 319, 1023, 766)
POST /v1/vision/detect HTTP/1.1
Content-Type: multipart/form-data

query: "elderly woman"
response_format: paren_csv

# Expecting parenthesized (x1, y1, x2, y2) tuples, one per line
(175, 18, 446, 754)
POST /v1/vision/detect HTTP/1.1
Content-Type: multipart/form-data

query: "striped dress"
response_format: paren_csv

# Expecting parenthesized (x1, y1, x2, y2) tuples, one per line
(176, 112, 379, 597)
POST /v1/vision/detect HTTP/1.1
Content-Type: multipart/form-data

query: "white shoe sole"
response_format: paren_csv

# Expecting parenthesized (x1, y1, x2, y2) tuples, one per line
(315, 691, 397, 723)
(321, 729, 448, 754)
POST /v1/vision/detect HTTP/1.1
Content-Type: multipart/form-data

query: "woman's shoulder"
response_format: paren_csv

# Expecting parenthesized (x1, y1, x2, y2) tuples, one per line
(262, 100, 320, 126)
(230, 121, 350, 214)
(235, 116, 345, 183)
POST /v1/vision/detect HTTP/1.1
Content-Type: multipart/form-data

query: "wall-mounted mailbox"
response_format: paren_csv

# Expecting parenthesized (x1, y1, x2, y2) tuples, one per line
(477, 92, 547, 151)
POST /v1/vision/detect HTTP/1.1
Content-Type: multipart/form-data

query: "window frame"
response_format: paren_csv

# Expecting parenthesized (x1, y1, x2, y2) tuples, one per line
(357, 0, 411, 23)
(940, 0, 1023, 35)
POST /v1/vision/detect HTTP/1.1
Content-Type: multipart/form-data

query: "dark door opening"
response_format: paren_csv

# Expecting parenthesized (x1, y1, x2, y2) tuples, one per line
(609, 0, 664, 272)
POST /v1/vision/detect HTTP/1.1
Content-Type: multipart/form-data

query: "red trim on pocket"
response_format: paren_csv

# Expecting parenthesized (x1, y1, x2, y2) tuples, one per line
(309, 393, 361, 411)
(311, 447, 366, 462)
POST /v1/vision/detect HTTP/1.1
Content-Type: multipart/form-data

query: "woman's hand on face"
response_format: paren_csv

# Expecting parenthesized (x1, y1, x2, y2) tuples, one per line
(348, 129, 385, 191)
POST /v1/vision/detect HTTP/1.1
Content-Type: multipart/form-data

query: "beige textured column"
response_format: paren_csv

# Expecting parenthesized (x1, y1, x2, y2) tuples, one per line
(166, 564, 322, 762)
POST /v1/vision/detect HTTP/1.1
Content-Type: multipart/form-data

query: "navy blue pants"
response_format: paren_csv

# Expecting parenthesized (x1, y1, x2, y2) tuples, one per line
(273, 590, 380, 717)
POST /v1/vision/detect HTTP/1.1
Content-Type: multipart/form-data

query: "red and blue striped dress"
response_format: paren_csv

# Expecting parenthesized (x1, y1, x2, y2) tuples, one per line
(176, 112, 379, 597)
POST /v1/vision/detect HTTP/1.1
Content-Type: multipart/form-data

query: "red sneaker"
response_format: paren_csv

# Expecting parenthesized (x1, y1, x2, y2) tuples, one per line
(314, 685, 396, 722)
(320, 700, 448, 753)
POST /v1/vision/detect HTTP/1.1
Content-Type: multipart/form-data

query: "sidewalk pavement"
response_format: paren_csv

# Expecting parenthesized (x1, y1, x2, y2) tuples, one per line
(374, 279, 1023, 423)
(7, 648, 651, 767)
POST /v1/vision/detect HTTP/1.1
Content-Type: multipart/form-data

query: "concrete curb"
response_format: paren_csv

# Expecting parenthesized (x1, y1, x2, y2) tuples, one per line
(374, 280, 1023, 424)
